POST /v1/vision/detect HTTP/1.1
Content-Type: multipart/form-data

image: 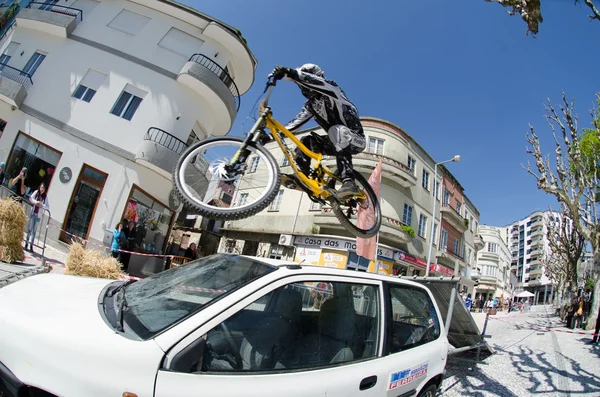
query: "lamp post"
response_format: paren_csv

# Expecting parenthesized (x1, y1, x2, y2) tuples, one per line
(425, 154, 461, 277)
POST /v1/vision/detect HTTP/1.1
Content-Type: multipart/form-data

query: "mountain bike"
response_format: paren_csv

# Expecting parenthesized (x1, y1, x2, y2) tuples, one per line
(173, 76, 381, 238)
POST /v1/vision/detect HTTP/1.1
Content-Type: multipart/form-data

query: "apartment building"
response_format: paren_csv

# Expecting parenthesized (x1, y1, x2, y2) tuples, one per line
(0, 0, 255, 275)
(504, 211, 560, 303)
(217, 117, 483, 291)
(475, 225, 513, 301)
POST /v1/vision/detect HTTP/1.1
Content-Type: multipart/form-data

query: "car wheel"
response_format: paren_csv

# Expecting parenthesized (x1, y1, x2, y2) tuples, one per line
(417, 384, 438, 397)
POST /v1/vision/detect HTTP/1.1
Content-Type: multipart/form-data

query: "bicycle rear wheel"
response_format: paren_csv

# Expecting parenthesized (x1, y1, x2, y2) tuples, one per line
(328, 171, 381, 238)
(173, 136, 281, 220)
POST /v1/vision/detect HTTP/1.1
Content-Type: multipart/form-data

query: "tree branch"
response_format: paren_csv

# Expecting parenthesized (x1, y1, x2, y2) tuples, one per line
(576, 0, 600, 20)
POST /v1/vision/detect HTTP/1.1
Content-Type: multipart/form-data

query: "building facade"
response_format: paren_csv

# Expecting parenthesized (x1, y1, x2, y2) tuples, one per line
(475, 225, 513, 301)
(0, 0, 255, 275)
(217, 117, 483, 290)
(504, 211, 560, 303)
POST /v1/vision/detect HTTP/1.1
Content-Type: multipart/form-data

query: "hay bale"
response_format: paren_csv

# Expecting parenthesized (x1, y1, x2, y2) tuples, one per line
(0, 198, 26, 263)
(65, 243, 124, 280)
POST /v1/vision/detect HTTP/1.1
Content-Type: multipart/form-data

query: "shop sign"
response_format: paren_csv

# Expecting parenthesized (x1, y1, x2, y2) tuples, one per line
(294, 236, 396, 259)
(322, 250, 348, 270)
(396, 251, 454, 276)
(295, 246, 321, 265)
(294, 235, 355, 250)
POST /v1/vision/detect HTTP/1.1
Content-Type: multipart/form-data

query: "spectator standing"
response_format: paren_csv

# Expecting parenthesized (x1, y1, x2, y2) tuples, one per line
(111, 222, 126, 261)
(24, 182, 48, 252)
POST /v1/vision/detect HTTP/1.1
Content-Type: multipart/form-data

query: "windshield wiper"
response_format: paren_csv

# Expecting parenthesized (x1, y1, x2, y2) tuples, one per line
(108, 279, 136, 332)
(107, 279, 136, 297)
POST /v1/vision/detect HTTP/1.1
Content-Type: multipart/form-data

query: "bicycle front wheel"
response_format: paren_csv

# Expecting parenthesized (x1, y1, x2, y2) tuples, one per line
(173, 136, 281, 220)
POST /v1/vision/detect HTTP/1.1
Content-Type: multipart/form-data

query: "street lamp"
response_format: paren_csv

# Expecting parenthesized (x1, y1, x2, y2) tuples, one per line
(425, 154, 461, 277)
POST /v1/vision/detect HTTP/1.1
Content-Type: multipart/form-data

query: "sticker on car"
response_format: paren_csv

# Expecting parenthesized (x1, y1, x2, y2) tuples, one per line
(388, 362, 429, 390)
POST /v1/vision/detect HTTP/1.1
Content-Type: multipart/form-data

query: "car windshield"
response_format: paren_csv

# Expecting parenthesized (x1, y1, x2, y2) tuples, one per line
(118, 254, 276, 339)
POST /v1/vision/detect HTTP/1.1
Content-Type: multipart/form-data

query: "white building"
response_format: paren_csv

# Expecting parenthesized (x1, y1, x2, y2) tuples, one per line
(504, 211, 560, 303)
(0, 0, 255, 274)
(475, 225, 513, 301)
(217, 117, 484, 292)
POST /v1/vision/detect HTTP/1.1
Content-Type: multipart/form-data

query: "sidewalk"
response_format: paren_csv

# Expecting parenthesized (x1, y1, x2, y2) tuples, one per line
(443, 306, 600, 396)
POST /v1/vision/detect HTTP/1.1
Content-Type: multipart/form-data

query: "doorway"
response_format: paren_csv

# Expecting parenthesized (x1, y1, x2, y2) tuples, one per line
(60, 164, 108, 244)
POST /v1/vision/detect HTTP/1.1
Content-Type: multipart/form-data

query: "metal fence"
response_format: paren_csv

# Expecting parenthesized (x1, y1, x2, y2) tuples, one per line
(188, 53, 240, 110)
(0, 185, 51, 266)
(0, 63, 33, 91)
(144, 127, 188, 155)
(27, 2, 83, 25)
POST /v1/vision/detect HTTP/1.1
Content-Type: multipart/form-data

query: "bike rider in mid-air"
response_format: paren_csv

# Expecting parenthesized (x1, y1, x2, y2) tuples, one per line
(271, 64, 366, 199)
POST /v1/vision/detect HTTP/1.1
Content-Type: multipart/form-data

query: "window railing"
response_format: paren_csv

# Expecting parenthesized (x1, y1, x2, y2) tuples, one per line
(0, 63, 33, 90)
(144, 127, 188, 154)
(188, 53, 240, 111)
(27, 2, 83, 25)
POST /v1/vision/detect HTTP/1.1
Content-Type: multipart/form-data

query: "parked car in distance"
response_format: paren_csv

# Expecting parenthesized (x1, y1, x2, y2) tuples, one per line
(0, 253, 448, 397)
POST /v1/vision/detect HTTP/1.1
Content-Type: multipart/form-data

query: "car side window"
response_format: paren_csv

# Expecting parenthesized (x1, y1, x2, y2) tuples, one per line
(189, 281, 380, 373)
(387, 284, 440, 353)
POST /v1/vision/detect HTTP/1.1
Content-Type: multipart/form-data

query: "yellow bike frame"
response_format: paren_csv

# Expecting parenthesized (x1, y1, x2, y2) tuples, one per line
(262, 112, 366, 202)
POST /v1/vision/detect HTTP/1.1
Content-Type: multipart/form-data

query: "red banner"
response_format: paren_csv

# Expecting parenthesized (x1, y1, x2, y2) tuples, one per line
(356, 160, 382, 261)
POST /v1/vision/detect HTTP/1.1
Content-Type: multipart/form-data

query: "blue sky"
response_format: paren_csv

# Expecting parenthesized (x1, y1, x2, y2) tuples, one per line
(188, 0, 599, 227)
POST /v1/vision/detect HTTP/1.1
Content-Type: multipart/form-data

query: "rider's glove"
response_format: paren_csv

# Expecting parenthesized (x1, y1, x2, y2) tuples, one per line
(272, 65, 289, 81)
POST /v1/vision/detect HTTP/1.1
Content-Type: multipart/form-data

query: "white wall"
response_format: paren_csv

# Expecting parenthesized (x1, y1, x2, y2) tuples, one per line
(8, 27, 220, 149)
(0, 101, 172, 243)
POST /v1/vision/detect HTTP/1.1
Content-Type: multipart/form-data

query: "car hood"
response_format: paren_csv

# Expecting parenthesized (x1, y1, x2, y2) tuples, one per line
(0, 274, 164, 395)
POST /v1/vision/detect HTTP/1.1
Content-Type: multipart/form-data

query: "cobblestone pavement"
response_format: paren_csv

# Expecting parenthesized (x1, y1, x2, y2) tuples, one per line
(442, 306, 600, 396)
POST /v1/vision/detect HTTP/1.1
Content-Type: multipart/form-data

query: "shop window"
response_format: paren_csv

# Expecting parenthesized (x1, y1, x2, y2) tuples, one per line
(346, 251, 370, 272)
(5, 132, 61, 195)
(121, 185, 174, 254)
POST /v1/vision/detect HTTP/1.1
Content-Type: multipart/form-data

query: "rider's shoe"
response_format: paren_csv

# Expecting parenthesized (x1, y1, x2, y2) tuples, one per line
(336, 179, 360, 199)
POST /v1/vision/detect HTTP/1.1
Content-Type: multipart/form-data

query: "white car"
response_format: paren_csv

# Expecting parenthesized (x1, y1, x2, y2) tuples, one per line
(0, 254, 448, 397)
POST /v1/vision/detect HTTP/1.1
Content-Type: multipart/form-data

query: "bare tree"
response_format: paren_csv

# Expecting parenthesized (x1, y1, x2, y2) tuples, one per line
(524, 93, 600, 330)
(545, 209, 586, 299)
(539, 250, 567, 305)
(485, 0, 600, 35)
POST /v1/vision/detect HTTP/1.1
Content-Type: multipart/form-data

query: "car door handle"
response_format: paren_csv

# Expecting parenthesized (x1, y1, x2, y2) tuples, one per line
(359, 375, 377, 391)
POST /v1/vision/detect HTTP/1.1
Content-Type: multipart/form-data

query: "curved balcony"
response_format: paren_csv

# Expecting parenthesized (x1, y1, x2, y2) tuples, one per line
(313, 210, 412, 244)
(18, 2, 82, 38)
(440, 203, 468, 233)
(530, 228, 544, 238)
(474, 234, 485, 251)
(0, 63, 32, 108)
(323, 152, 417, 187)
(135, 127, 189, 178)
(177, 53, 239, 135)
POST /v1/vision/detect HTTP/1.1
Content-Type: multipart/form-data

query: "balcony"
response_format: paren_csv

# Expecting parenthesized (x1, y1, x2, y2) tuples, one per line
(436, 246, 463, 267)
(474, 234, 485, 251)
(529, 266, 544, 276)
(135, 127, 193, 179)
(17, 2, 82, 38)
(177, 53, 239, 135)
(531, 228, 544, 238)
(480, 250, 500, 263)
(323, 152, 417, 187)
(313, 210, 412, 243)
(0, 64, 32, 108)
(440, 203, 468, 233)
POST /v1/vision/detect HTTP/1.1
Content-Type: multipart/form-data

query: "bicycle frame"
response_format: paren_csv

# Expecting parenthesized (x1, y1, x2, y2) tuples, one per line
(231, 79, 366, 202)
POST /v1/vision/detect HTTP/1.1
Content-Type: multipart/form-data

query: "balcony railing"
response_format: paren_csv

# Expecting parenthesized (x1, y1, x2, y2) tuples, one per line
(445, 246, 464, 260)
(26, 2, 83, 25)
(188, 53, 240, 110)
(0, 63, 33, 90)
(0, 3, 18, 32)
(144, 127, 188, 154)
(442, 202, 464, 217)
(358, 152, 413, 173)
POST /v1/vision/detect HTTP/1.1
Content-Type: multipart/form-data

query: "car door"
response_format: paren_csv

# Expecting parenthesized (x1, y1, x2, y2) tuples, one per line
(380, 281, 448, 397)
(155, 274, 389, 397)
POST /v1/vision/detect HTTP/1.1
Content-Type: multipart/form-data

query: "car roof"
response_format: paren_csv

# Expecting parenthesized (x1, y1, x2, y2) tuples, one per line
(241, 255, 427, 289)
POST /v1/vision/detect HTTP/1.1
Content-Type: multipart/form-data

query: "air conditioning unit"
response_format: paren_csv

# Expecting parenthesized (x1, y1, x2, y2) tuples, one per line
(279, 234, 293, 246)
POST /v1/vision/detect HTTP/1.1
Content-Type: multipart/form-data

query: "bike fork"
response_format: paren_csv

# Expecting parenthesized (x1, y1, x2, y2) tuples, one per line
(229, 113, 267, 167)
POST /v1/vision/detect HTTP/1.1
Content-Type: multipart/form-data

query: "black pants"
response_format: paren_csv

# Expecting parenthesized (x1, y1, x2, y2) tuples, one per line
(593, 306, 600, 343)
(294, 129, 363, 181)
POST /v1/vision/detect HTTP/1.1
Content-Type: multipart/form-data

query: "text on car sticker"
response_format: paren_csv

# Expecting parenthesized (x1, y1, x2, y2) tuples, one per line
(388, 362, 429, 390)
